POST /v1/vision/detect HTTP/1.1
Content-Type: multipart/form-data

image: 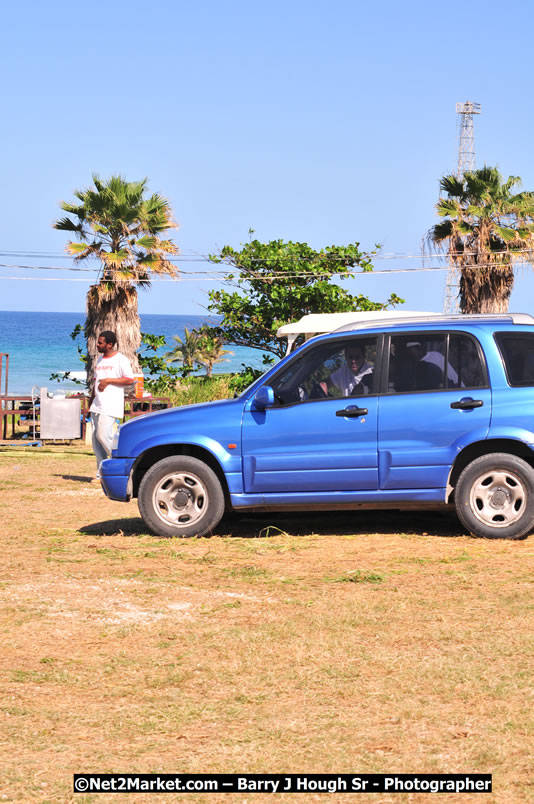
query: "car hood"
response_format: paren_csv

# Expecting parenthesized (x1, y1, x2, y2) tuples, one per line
(115, 396, 244, 457)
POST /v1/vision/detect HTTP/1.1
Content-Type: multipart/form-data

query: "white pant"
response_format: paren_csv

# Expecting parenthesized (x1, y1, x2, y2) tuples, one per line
(91, 412, 118, 473)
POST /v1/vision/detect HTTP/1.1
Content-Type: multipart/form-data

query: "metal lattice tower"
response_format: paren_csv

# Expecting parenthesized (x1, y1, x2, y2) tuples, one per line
(456, 101, 481, 176)
(443, 101, 481, 312)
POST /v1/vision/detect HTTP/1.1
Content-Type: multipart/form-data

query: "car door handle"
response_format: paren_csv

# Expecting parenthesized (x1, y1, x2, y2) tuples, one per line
(336, 406, 368, 418)
(450, 398, 484, 410)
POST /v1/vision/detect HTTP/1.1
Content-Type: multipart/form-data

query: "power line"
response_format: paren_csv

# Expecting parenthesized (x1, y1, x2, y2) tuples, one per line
(2, 247, 534, 261)
(1, 252, 534, 275)
(0, 262, 96, 272)
(1, 261, 530, 282)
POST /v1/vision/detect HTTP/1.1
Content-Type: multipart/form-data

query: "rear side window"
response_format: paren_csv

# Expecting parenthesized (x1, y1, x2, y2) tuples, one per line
(387, 332, 486, 393)
(495, 333, 534, 386)
(388, 334, 447, 392)
(448, 334, 486, 388)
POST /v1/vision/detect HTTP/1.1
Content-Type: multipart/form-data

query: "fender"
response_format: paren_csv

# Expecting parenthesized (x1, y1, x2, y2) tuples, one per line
(445, 429, 534, 501)
(486, 425, 534, 448)
(128, 431, 241, 472)
(102, 433, 242, 503)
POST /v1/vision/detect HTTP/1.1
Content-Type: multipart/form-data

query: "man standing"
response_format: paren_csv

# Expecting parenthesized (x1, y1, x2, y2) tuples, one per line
(89, 331, 134, 476)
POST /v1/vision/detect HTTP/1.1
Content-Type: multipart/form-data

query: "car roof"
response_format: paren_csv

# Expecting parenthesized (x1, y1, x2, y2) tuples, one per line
(333, 312, 534, 333)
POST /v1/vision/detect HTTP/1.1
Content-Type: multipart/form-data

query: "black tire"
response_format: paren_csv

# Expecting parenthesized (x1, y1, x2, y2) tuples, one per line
(455, 453, 534, 540)
(138, 455, 225, 538)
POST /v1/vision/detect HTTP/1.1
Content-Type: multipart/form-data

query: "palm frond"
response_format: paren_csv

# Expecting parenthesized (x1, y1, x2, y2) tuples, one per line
(59, 201, 85, 217)
(436, 199, 461, 217)
(101, 250, 130, 266)
(501, 175, 522, 196)
(494, 225, 521, 242)
(135, 236, 157, 249)
(158, 239, 179, 254)
(439, 175, 464, 198)
(516, 224, 534, 238)
(66, 242, 91, 254)
(54, 216, 83, 232)
(464, 174, 490, 202)
(457, 221, 474, 236)
(466, 204, 489, 219)
(428, 220, 453, 244)
(470, 165, 501, 186)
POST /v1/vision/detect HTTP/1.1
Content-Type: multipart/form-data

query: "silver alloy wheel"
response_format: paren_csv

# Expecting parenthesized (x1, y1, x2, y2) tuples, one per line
(469, 469, 527, 528)
(152, 470, 208, 527)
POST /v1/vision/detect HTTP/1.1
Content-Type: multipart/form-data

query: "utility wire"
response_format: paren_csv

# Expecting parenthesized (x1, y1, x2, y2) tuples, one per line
(2, 248, 534, 261)
(0, 259, 531, 277)
(2, 263, 531, 282)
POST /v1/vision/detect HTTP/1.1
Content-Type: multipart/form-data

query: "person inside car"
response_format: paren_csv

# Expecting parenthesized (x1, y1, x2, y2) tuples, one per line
(319, 343, 374, 397)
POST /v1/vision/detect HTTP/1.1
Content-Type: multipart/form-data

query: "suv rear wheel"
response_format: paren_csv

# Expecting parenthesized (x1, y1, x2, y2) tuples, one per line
(138, 455, 225, 538)
(455, 453, 534, 539)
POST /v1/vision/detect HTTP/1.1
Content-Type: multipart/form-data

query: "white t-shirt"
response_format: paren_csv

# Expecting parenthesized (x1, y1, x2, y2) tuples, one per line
(330, 360, 374, 396)
(90, 352, 133, 419)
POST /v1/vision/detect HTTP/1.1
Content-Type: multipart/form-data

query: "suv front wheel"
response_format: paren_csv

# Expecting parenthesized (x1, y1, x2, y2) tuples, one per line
(455, 453, 534, 540)
(138, 455, 225, 538)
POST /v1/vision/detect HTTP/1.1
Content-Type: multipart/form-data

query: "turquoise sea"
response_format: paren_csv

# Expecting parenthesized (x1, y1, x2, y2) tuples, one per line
(0, 311, 266, 395)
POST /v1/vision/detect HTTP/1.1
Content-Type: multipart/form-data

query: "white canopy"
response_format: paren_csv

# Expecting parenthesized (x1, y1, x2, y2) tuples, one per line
(276, 311, 437, 354)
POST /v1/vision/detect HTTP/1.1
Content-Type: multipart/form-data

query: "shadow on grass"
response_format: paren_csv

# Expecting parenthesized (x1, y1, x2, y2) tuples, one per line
(79, 509, 465, 540)
(225, 509, 464, 539)
(57, 474, 94, 483)
(80, 518, 150, 537)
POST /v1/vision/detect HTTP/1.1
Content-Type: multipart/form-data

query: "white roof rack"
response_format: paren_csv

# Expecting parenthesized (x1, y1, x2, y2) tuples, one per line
(276, 311, 437, 354)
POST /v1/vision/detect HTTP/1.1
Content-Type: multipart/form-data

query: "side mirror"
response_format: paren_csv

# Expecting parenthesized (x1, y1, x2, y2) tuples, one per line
(253, 386, 275, 410)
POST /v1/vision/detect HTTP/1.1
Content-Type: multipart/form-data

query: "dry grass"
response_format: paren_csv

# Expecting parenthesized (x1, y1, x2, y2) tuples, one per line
(0, 447, 532, 803)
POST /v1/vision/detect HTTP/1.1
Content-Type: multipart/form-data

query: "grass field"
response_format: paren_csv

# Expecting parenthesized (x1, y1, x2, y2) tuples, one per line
(0, 447, 532, 803)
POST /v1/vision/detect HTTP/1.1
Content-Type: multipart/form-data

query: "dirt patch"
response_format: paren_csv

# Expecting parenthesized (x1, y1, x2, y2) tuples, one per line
(0, 576, 273, 627)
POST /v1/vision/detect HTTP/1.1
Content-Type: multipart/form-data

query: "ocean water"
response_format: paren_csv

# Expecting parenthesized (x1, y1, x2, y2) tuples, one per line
(0, 311, 267, 395)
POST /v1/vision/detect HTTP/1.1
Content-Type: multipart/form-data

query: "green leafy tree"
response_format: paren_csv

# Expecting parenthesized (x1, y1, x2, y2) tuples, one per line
(208, 237, 402, 360)
(138, 332, 189, 394)
(54, 174, 179, 387)
(428, 166, 534, 313)
(227, 356, 276, 394)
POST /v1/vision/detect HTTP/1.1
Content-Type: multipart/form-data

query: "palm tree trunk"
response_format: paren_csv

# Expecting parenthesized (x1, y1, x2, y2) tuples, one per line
(459, 261, 514, 314)
(85, 284, 141, 390)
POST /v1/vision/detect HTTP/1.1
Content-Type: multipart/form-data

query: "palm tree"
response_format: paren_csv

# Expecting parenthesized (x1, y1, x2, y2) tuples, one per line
(428, 166, 534, 313)
(197, 330, 233, 376)
(164, 328, 204, 370)
(54, 174, 178, 386)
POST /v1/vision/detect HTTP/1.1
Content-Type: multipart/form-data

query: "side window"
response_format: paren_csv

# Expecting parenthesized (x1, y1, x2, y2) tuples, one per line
(270, 337, 378, 405)
(388, 335, 447, 392)
(449, 334, 486, 389)
(495, 333, 534, 386)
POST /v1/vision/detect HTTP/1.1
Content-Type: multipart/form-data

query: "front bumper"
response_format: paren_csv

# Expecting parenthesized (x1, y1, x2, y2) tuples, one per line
(100, 457, 135, 501)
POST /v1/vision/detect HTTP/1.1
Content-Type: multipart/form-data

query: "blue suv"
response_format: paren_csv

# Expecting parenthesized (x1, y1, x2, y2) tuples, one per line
(100, 314, 534, 541)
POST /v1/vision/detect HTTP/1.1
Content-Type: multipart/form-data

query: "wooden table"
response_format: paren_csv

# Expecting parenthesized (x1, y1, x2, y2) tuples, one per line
(0, 396, 38, 440)
(0, 395, 172, 441)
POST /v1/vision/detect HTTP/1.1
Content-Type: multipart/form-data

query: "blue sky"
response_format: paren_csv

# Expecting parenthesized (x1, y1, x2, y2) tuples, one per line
(2, 0, 534, 315)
